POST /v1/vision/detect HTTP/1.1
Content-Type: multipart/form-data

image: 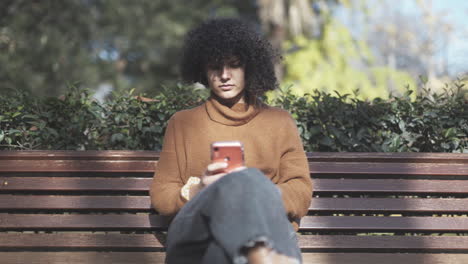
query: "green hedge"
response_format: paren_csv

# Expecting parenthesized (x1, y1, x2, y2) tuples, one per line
(1, 82, 467, 152)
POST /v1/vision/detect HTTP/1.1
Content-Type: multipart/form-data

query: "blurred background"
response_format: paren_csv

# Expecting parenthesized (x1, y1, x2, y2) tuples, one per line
(1, 0, 467, 99)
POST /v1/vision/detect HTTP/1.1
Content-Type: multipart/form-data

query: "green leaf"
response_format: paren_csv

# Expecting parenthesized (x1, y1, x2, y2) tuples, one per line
(319, 137, 334, 147)
(22, 114, 39, 120)
(309, 126, 322, 136)
(157, 113, 165, 121)
(47, 128, 59, 137)
(441, 143, 450, 149)
(137, 119, 143, 131)
(298, 126, 304, 135)
(444, 128, 456, 138)
(398, 120, 406, 132)
(7, 129, 22, 134)
(111, 133, 124, 143)
(390, 136, 401, 151)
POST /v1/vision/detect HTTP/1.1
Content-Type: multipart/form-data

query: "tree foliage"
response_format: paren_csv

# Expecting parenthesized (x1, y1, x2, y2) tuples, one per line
(1, 0, 461, 101)
(0, 0, 245, 96)
(279, 5, 416, 99)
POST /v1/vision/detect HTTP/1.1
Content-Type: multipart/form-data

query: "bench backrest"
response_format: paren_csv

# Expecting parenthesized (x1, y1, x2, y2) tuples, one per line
(1, 151, 468, 263)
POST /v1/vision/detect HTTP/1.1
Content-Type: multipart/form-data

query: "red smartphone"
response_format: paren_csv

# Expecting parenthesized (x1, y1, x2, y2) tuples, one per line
(211, 141, 245, 173)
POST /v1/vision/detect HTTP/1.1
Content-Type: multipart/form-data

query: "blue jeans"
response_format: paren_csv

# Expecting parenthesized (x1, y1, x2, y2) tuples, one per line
(166, 168, 301, 264)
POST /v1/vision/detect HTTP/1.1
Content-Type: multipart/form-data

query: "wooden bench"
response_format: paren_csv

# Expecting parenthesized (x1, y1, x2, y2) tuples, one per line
(0, 151, 467, 264)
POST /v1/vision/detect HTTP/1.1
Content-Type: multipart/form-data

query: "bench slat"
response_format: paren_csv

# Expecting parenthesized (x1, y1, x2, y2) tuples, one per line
(299, 216, 468, 232)
(315, 179, 468, 194)
(0, 160, 156, 172)
(0, 214, 170, 230)
(310, 198, 468, 213)
(1, 214, 468, 232)
(1, 233, 468, 251)
(302, 253, 468, 264)
(1, 252, 468, 264)
(0, 151, 159, 160)
(300, 235, 468, 251)
(0, 195, 152, 210)
(0, 252, 165, 264)
(307, 152, 468, 163)
(0, 233, 164, 250)
(2, 178, 468, 195)
(310, 162, 468, 175)
(0, 177, 153, 192)
(2, 196, 468, 213)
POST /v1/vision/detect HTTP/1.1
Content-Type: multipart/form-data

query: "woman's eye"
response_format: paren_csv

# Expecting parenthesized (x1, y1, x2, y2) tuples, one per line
(207, 65, 221, 71)
(229, 61, 242, 68)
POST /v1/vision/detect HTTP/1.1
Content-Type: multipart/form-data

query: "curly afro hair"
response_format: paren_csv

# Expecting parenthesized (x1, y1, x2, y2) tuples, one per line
(180, 18, 280, 104)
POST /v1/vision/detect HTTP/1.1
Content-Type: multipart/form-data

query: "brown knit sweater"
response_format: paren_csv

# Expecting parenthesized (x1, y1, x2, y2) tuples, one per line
(150, 97, 313, 230)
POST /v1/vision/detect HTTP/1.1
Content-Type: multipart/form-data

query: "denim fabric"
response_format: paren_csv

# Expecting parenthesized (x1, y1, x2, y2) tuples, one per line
(165, 168, 302, 264)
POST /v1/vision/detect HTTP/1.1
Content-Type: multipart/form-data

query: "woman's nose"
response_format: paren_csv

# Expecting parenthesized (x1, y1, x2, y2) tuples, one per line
(220, 66, 231, 80)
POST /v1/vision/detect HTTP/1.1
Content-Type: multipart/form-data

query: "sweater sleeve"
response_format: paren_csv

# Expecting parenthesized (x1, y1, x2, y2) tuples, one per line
(149, 114, 187, 215)
(276, 114, 313, 225)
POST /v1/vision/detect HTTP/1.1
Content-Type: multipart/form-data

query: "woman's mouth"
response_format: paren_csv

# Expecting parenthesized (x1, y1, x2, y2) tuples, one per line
(219, 85, 234, 91)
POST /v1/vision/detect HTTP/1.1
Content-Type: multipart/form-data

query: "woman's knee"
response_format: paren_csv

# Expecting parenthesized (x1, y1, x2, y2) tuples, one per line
(216, 168, 281, 200)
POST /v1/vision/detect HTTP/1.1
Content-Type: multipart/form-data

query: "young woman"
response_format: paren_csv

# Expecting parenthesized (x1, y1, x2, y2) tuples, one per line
(150, 18, 312, 264)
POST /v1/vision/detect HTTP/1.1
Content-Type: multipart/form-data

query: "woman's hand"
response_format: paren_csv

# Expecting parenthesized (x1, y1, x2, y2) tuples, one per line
(180, 162, 228, 201)
(202, 162, 228, 186)
(202, 162, 247, 186)
(182, 162, 236, 201)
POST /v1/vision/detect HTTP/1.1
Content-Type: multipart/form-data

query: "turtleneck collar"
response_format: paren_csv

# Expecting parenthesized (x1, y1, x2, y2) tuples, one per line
(205, 96, 260, 126)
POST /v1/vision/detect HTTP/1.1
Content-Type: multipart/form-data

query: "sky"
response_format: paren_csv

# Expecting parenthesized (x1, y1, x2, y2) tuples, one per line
(337, 0, 468, 77)
(390, 0, 467, 76)
(432, 0, 468, 76)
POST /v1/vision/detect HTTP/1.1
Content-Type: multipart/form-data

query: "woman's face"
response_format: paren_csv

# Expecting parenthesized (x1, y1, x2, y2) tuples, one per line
(206, 57, 246, 104)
